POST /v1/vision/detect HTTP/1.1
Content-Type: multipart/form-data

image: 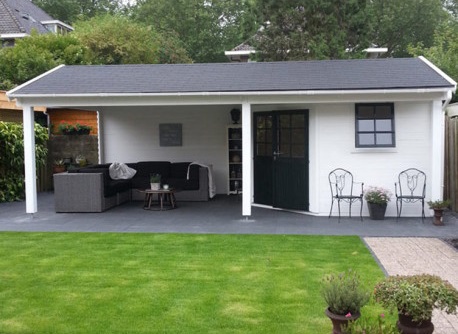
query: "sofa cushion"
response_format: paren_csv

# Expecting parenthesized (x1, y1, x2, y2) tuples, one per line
(104, 179, 131, 197)
(135, 161, 171, 179)
(171, 163, 200, 179)
(130, 177, 149, 190)
(77, 167, 111, 184)
(167, 178, 199, 190)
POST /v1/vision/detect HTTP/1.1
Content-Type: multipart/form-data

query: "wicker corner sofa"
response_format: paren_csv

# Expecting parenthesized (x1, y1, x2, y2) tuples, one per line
(53, 161, 209, 212)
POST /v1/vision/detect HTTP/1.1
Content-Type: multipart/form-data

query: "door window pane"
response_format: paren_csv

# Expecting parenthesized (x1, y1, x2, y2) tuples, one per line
(291, 114, 304, 127)
(292, 129, 305, 144)
(280, 129, 291, 144)
(291, 144, 304, 158)
(280, 143, 291, 157)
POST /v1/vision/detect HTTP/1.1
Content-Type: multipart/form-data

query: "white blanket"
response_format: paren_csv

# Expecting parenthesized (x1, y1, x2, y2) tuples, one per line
(187, 162, 216, 198)
(109, 162, 137, 180)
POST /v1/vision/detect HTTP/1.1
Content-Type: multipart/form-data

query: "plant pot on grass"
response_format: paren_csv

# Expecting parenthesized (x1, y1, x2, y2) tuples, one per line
(374, 274, 458, 334)
(150, 174, 161, 190)
(427, 200, 451, 226)
(321, 269, 370, 334)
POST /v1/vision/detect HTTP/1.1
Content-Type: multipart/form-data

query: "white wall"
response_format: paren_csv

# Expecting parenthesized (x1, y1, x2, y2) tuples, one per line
(98, 105, 237, 194)
(98, 100, 438, 216)
(313, 101, 433, 217)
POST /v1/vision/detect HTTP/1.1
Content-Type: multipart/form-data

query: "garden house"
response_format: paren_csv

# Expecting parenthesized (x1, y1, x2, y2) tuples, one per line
(7, 57, 456, 217)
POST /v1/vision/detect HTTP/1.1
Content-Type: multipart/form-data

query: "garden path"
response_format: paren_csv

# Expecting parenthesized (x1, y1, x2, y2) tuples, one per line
(364, 237, 458, 334)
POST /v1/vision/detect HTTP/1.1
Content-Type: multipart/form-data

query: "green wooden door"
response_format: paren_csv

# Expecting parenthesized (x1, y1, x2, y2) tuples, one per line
(254, 110, 309, 211)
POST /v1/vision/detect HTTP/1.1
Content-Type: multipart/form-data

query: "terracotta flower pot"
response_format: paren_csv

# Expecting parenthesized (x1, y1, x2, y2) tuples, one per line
(325, 308, 361, 334)
(397, 313, 434, 334)
(433, 209, 444, 226)
(52, 165, 66, 174)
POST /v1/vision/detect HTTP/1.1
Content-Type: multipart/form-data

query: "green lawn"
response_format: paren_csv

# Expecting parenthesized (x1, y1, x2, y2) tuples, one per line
(0, 233, 388, 333)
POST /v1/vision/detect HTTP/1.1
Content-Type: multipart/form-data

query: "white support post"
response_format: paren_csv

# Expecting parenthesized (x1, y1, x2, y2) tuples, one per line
(430, 100, 445, 201)
(23, 105, 38, 214)
(242, 102, 252, 217)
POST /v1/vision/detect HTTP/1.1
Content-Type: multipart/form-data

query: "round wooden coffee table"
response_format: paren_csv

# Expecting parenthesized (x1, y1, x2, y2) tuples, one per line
(140, 188, 178, 211)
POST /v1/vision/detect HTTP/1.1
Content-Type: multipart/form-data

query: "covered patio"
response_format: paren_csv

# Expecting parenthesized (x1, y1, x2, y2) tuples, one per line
(7, 57, 457, 218)
(1, 192, 457, 238)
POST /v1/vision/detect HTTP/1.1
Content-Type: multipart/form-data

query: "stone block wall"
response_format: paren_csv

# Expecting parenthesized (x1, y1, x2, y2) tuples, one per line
(49, 135, 99, 166)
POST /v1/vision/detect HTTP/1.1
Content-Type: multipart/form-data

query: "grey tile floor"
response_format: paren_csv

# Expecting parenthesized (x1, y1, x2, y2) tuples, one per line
(1, 192, 458, 237)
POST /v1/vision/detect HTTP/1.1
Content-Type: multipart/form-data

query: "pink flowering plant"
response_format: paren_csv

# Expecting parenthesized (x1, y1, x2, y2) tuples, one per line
(321, 269, 370, 316)
(364, 186, 392, 205)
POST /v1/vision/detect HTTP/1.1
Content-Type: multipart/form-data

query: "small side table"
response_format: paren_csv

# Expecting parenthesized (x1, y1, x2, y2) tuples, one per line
(140, 188, 178, 211)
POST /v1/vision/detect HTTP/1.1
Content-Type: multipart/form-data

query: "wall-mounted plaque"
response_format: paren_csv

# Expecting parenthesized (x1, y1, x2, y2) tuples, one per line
(159, 123, 182, 146)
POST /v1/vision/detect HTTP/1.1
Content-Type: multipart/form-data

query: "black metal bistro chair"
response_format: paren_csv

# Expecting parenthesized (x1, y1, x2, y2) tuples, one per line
(395, 168, 426, 220)
(328, 168, 364, 221)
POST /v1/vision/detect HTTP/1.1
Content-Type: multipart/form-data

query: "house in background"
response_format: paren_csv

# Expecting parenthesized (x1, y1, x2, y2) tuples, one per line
(225, 36, 388, 62)
(7, 57, 456, 217)
(0, 0, 98, 173)
(0, 90, 45, 121)
(0, 0, 73, 47)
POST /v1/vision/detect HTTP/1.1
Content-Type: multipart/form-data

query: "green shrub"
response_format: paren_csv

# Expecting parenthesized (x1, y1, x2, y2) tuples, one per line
(374, 274, 458, 322)
(0, 121, 48, 202)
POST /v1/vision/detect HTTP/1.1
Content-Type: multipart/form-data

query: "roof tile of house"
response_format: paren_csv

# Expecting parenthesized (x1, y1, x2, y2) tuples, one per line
(0, 0, 54, 35)
(9, 58, 455, 96)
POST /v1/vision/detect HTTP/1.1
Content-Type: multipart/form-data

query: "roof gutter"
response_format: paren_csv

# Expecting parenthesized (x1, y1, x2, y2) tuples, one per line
(8, 87, 454, 100)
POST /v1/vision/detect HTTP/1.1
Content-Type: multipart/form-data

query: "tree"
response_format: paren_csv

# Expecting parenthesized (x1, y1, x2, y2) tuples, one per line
(370, 0, 448, 57)
(252, 0, 372, 61)
(408, 20, 458, 100)
(0, 32, 85, 90)
(132, 0, 256, 63)
(32, 0, 125, 24)
(73, 15, 191, 65)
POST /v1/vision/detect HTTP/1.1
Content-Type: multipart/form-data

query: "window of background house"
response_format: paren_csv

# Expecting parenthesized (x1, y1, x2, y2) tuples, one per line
(355, 103, 395, 147)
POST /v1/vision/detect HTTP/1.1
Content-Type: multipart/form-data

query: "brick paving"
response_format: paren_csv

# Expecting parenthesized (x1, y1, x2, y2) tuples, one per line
(364, 237, 458, 334)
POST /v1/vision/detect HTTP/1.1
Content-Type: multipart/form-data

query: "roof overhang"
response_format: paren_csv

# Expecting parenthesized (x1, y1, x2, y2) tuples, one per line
(8, 88, 453, 109)
(40, 20, 74, 31)
(7, 57, 457, 109)
(0, 33, 29, 39)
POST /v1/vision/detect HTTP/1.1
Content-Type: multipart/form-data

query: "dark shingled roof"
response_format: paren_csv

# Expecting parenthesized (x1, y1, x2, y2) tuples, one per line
(0, 0, 54, 35)
(10, 58, 455, 96)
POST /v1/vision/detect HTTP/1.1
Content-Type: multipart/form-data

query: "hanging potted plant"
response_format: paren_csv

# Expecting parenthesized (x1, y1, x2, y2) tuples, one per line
(321, 269, 370, 334)
(364, 186, 392, 220)
(150, 174, 161, 190)
(427, 199, 451, 226)
(374, 274, 458, 334)
(75, 123, 92, 135)
(58, 121, 77, 135)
